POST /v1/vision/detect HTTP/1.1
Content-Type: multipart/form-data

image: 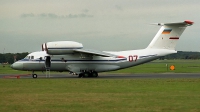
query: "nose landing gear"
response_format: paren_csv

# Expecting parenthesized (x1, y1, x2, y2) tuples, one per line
(32, 74, 37, 78)
(32, 71, 37, 78)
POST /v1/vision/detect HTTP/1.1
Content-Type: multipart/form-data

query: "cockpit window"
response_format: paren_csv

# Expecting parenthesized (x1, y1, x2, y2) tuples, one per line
(24, 56, 34, 59)
(24, 56, 29, 59)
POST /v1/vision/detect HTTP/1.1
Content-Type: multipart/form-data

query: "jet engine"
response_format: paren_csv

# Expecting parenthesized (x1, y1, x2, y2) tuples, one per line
(42, 41, 83, 55)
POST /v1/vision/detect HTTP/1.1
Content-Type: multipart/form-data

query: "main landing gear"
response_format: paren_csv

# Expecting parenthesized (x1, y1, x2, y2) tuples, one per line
(31, 71, 98, 78)
(78, 71, 98, 78)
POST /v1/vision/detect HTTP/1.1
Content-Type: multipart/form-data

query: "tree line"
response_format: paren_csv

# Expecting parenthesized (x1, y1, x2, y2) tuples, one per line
(0, 52, 28, 64)
(160, 51, 200, 60)
(0, 51, 200, 64)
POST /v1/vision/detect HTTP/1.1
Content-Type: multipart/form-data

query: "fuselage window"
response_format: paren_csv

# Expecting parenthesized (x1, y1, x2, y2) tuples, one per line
(31, 56, 34, 59)
(39, 57, 42, 60)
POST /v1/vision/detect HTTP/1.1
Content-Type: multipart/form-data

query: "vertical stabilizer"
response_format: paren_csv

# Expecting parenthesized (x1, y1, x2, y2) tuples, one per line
(147, 20, 193, 50)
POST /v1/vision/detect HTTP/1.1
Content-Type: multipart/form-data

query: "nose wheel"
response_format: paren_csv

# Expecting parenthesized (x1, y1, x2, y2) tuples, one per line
(32, 71, 37, 78)
(32, 74, 37, 78)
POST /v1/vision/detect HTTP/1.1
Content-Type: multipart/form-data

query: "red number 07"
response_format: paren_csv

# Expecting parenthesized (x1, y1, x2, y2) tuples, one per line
(128, 55, 138, 62)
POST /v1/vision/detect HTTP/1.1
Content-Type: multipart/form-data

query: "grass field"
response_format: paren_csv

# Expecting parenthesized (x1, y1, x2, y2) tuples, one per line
(1, 60, 200, 112)
(111, 59, 200, 73)
(0, 79, 200, 112)
(1, 59, 200, 74)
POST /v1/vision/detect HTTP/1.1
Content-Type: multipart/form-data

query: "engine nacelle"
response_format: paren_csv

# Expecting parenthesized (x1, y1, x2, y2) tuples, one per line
(42, 41, 83, 55)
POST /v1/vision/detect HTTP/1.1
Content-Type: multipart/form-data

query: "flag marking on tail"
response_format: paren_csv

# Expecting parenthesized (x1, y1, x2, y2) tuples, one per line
(169, 37, 179, 40)
(162, 29, 172, 34)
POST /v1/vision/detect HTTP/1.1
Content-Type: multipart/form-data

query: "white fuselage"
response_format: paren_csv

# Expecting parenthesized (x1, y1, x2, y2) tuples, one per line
(11, 48, 176, 74)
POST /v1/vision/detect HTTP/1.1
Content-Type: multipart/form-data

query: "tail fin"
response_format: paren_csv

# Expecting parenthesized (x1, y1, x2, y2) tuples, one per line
(147, 20, 193, 50)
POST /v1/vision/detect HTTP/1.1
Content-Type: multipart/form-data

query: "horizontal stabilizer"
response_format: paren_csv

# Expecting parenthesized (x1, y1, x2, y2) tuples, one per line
(151, 20, 194, 26)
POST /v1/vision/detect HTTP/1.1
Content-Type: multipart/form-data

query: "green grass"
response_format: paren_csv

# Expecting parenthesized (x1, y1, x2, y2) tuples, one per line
(1, 60, 200, 112)
(0, 79, 200, 112)
(1, 60, 200, 74)
(111, 59, 200, 73)
(0, 65, 29, 74)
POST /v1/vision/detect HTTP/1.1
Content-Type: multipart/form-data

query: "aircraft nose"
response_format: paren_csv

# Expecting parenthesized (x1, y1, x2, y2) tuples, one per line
(11, 62, 23, 70)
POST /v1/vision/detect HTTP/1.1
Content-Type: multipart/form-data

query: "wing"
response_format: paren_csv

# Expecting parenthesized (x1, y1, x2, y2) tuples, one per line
(74, 49, 117, 57)
(42, 41, 118, 57)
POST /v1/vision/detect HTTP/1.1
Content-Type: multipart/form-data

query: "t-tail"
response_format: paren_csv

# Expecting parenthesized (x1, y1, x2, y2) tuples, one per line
(147, 20, 194, 50)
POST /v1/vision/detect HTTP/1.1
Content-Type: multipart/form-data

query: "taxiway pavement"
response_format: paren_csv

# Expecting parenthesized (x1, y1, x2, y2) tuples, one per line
(1, 73, 200, 79)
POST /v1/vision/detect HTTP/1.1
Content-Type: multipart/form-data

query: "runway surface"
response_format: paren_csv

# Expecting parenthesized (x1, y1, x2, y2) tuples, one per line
(1, 73, 200, 79)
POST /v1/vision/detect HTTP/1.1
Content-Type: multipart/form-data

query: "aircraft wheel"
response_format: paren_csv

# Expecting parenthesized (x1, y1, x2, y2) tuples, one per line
(32, 74, 37, 78)
(83, 72, 89, 77)
(78, 73, 83, 78)
(92, 72, 98, 77)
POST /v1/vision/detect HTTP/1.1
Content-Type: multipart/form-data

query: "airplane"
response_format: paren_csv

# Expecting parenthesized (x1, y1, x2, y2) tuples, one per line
(11, 20, 194, 78)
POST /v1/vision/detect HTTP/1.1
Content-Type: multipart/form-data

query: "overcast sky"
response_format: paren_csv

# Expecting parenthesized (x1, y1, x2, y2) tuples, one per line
(0, 0, 199, 53)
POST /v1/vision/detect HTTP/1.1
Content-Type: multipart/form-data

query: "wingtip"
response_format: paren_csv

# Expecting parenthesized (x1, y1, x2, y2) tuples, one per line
(184, 20, 194, 25)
